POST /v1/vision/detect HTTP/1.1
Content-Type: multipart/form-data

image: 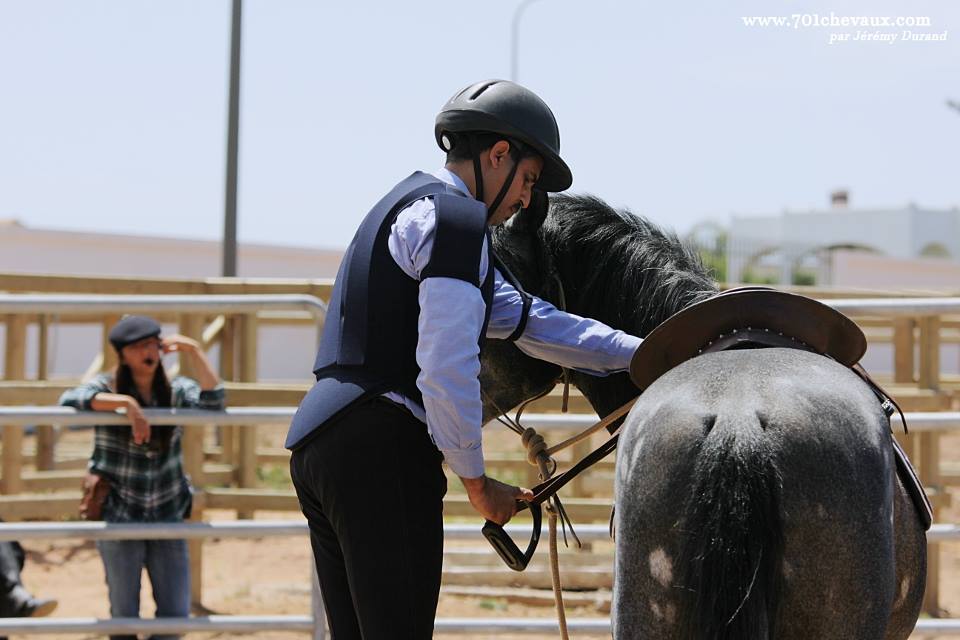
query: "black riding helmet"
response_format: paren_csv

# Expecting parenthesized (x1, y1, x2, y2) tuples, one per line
(435, 80, 572, 216)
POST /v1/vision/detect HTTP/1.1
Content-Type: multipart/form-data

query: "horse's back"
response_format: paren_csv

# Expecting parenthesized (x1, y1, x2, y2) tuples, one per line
(614, 348, 901, 639)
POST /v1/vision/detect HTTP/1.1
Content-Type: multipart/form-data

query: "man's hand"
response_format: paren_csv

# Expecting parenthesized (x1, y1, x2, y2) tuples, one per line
(126, 399, 151, 445)
(461, 475, 534, 525)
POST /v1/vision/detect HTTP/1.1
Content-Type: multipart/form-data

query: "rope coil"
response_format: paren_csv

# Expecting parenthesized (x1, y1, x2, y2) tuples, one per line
(521, 428, 548, 467)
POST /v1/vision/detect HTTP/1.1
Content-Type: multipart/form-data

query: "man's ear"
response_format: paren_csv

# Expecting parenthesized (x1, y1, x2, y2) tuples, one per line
(510, 189, 548, 234)
(487, 140, 512, 168)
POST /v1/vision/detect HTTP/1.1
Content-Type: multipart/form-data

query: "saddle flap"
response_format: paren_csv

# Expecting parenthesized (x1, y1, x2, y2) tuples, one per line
(630, 287, 867, 391)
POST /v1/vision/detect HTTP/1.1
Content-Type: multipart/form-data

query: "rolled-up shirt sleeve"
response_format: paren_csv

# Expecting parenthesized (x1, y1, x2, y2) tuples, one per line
(58, 374, 112, 410)
(488, 270, 641, 375)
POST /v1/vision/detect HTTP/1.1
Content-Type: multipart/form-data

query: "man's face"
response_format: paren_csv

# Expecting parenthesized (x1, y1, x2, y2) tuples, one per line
(485, 151, 544, 226)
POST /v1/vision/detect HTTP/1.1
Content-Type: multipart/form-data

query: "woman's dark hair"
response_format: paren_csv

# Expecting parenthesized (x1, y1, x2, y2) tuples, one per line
(113, 361, 175, 449)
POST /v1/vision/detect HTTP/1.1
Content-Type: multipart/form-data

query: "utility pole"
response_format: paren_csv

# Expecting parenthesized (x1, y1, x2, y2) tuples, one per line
(222, 0, 243, 277)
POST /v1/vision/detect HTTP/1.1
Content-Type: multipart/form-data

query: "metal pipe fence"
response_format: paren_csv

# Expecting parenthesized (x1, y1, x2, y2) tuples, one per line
(0, 520, 956, 636)
(1, 293, 959, 634)
(0, 520, 324, 637)
(3, 407, 960, 433)
(2, 521, 958, 544)
(825, 297, 960, 316)
(0, 293, 327, 317)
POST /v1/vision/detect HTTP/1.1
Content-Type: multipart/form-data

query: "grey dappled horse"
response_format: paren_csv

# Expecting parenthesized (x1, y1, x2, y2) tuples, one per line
(481, 193, 926, 639)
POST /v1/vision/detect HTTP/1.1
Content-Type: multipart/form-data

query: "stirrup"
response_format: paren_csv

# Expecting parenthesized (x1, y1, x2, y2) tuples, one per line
(481, 500, 543, 571)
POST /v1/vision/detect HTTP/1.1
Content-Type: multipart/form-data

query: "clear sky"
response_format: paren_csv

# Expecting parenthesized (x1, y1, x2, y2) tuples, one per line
(1, 0, 958, 253)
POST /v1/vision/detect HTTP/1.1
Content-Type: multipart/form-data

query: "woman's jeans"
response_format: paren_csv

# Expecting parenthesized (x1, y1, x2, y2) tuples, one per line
(96, 538, 190, 640)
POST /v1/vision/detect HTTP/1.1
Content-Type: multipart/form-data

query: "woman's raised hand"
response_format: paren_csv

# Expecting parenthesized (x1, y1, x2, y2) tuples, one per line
(160, 334, 200, 354)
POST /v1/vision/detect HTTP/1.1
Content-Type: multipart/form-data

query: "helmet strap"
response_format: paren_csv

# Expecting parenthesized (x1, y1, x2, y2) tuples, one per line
(487, 159, 520, 221)
(467, 134, 521, 220)
(469, 136, 485, 204)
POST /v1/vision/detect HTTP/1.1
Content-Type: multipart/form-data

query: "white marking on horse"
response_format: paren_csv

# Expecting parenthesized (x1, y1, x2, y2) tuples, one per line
(816, 503, 828, 519)
(895, 578, 911, 607)
(649, 599, 663, 620)
(648, 547, 673, 587)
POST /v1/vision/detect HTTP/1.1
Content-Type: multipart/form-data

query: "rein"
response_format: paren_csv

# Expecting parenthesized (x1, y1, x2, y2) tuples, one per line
(481, 270, 635, 640)
(481, 388, 637, 640)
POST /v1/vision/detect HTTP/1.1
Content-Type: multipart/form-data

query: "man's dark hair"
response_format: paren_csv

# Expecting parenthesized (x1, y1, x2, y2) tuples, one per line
(445, 132, 538, 164)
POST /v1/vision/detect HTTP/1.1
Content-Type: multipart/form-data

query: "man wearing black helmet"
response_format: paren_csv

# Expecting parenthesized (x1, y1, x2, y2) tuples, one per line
(287, 80, 641, 639)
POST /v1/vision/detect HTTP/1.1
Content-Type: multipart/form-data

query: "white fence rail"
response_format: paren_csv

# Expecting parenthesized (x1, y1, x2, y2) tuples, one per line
(0, 519, 957, 636)
(0, 520, 325, 638)
(0, 293, 327, 318)
(825, 297, 960, 316)
(3, 407, 959, 433)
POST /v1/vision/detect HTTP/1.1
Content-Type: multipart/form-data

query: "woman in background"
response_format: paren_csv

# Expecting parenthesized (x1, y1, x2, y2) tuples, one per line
(60, 315, 223, 640)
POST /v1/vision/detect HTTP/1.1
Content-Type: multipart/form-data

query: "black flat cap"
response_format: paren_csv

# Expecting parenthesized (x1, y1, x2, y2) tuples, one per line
(108, 315, 162, 352)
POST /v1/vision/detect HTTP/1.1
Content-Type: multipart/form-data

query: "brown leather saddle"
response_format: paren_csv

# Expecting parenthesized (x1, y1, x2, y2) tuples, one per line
(629, 286, 867, 390)
(629, 286, 932, 530)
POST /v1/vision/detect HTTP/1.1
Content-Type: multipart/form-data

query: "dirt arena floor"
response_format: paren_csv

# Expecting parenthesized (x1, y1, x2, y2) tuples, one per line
(12, 426, 960, 639)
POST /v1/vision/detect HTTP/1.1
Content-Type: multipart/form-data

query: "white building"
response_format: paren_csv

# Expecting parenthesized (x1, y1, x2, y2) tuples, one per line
(725, 192, 960, 285)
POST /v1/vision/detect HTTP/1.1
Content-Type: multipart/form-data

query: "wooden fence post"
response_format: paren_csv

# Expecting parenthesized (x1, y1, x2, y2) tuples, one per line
(101, 315, 120, 373)
(918, 316, 940, 391)
(917, 315, 944, 615)
(35, 314, 56, 471)
(892, 318, 916, 459)
(892, 318, 915, 385)
(2, 315, 28, 495)
(238, 313, 259, 519)
(218, 316, 237, 466)
(178, 314, 207, 609)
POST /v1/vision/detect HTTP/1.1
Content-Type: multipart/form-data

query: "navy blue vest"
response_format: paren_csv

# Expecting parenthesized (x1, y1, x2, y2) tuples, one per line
(285, 172, 494, 450)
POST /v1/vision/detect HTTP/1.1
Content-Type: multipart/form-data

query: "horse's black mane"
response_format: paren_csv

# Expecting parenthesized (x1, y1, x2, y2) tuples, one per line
(527, 193, 718, 337)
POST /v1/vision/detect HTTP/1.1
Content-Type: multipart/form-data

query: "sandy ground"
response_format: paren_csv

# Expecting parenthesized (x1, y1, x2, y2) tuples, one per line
(19, 515, 604, 640)
(10, 427, 960, 639)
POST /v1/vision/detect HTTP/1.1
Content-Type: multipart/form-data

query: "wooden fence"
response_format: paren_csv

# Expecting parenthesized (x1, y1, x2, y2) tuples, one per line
(1, 273, 959, 614)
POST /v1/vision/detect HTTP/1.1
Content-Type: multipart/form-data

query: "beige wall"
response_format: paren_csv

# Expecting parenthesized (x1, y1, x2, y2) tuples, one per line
(0, 222, 343, 381)
(0, 221, 343, 279)
(831, 250, 960, 292)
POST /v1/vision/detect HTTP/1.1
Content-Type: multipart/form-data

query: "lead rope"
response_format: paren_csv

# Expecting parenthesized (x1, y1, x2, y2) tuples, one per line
(483, 389, 571, 639)
(540, 273, 574, 638)
(522, 419, 570, 640)
(480, 273, 580, 639)
(542, 459, 569, 640)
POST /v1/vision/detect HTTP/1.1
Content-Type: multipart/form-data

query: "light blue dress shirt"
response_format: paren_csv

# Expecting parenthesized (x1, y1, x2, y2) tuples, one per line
(384, 168, 642, 478)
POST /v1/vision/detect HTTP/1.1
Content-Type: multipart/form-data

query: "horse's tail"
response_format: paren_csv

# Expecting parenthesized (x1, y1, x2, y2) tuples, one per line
(677, 417, 783, 640)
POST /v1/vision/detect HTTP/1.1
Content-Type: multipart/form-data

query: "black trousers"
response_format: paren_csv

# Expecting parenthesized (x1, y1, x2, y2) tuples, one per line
(290, 398, 447, 640)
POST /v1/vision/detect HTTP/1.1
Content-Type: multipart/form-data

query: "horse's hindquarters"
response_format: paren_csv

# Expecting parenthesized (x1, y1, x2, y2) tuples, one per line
(613, 349, 906, 640)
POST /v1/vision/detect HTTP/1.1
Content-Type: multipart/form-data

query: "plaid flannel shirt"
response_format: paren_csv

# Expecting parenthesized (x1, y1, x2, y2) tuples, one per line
(59, 373, 225, 523)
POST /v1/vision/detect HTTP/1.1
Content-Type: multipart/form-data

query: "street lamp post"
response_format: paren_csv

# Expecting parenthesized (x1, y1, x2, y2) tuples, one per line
(222, 0, 243, 278)
(511, 0, 545, 82)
